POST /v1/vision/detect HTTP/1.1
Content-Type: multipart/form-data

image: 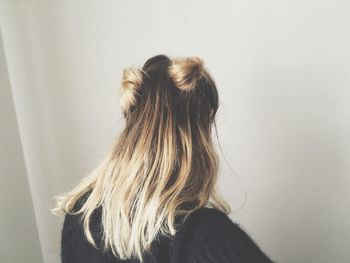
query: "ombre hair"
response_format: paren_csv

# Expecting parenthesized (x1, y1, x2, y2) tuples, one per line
(52, 54, 231, 262)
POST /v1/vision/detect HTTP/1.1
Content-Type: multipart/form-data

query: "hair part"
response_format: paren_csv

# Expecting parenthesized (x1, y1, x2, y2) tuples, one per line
(51, 54, 231, 262)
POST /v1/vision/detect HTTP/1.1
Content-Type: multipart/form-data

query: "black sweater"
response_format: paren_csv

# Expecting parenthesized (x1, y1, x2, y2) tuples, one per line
(61, 194, 276, 263)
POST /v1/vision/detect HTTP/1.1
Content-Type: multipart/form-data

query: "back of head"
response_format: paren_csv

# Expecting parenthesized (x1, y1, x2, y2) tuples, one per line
(52, 54, 230, 262)
(121, 55, 218, 125)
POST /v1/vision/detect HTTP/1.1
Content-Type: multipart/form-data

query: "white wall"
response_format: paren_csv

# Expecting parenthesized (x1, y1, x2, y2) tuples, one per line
(0, 1, 349, 262)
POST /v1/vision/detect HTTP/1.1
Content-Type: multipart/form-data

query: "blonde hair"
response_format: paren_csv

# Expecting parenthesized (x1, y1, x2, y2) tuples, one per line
(51, 55, 231, 262)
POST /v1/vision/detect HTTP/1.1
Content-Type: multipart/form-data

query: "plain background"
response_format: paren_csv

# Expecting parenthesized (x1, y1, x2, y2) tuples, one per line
(0, 1, 349, 262)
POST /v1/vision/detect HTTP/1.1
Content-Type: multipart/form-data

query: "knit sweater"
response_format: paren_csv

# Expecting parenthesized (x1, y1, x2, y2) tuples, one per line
(61, 193, 276, 263)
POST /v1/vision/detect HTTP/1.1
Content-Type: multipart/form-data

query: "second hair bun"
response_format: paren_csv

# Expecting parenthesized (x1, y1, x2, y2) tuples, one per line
(168, 56, 204, 91)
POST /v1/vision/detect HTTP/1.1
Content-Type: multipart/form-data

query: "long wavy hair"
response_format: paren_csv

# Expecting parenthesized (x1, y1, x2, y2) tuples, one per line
(51, 54, 231, 262)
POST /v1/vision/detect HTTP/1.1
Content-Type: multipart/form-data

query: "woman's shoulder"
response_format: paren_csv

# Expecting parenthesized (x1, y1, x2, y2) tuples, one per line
(181, 207, 276, 263)
(62, 190, 102, 242)
(184, 207, 237, 228)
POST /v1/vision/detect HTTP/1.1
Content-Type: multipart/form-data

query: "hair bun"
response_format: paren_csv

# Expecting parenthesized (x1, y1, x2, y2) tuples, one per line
(168, 56, 204, 91)
(120, 67, 143, 113)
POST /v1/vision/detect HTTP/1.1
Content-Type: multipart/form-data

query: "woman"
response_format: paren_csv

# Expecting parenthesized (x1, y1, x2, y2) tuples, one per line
(52, 55, 275, 263)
